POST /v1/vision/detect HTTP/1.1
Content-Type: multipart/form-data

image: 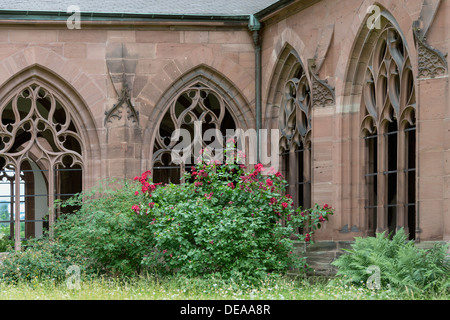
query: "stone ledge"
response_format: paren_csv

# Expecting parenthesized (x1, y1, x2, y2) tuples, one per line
(414, 241, 450, 251)
(291, 240, 450, 277)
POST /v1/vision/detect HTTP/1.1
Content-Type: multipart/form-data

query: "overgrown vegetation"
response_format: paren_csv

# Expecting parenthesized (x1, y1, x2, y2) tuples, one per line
(130, 144, 333, 282)
(0, 275, 448, 300)
(331, 229, 450, 294)
(0, 238, 90, 283)
(0, 141, 333, 286)
(53, 180, 153, 278)
(1, 141, 447, 299)
(0, 233, 13, 252)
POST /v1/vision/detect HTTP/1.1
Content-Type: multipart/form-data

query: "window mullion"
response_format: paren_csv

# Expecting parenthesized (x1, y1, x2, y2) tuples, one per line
(376, 128, 388, 234)
(14, 165, 21, 251)
(396, 128, 407, 232)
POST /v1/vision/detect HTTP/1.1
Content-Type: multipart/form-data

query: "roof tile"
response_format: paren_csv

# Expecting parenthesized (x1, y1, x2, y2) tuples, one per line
(0, 0, 279, 16)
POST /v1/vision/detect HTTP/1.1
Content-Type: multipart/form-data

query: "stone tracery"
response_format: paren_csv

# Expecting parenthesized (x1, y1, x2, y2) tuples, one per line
(360, 24, 416, 134)
(360, 22, 417, 239)
(0, 84, 83, 249)
(152, 82, 237, 184)
(278, 52, 312, 213)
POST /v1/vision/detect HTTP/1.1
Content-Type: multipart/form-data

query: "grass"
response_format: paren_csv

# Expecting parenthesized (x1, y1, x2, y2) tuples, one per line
(0, 275, 448, 300)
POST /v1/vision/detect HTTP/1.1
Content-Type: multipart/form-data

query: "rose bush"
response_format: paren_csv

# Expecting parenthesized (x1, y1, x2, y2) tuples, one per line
(132, 142, 334, 282)
(0, 141, 332, 283)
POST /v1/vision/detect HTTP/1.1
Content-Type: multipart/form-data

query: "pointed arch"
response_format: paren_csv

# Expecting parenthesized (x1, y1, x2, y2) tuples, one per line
(263, 29, 308, 132)
(0, 64, 101, 249)
(338, 2, 417, 114)
(265, 42, 312, 221)
(141, 65, 253, 180)
(341, 7, 418, 240)
(266, 43, 312, 145)
(0, 64, 101, 189)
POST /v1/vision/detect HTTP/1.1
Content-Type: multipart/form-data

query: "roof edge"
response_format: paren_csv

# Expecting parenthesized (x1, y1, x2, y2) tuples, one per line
(253, 0, 296, 20)
(0, 9, 251, 24)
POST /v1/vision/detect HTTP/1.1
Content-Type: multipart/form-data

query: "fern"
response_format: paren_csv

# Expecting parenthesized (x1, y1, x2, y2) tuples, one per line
(332, 228, 450, 293)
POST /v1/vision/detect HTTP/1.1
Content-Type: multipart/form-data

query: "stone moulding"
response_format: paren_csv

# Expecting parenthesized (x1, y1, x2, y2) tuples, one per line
(413, 20, 448, 79)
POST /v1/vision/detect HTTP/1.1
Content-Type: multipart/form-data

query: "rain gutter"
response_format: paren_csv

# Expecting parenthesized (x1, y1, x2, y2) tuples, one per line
(248, 15, 262, 164)
(248, 0, 295, 164)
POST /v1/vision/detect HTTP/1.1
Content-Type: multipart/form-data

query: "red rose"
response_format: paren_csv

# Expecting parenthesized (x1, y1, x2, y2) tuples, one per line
(132, 205, 140, 214)
(305, 233, 311, 242)
(254, 163, 265, 172)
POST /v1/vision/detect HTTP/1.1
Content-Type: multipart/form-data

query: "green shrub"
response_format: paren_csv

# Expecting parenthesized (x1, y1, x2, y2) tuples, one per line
(52, 179, 153, 277)
(2, 142, 332, 283)
(0, 238, 89, 284)
(331, 229, 450, 293)
(1, 179, 153, 282)
(0, 233, 13, 252)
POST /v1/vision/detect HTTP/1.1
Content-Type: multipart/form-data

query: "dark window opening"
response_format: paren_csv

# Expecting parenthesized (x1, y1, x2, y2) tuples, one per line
(406, 125, 416, 240)
(386, 120, 398, 236)
(365, 133, 378, 237)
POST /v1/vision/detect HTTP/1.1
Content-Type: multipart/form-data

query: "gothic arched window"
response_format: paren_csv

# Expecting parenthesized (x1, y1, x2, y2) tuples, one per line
(152, 82, 237, 184)
(360, 23, 416, 239)
(0, 84, 83, 249)
(279, 57, 312, 212)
